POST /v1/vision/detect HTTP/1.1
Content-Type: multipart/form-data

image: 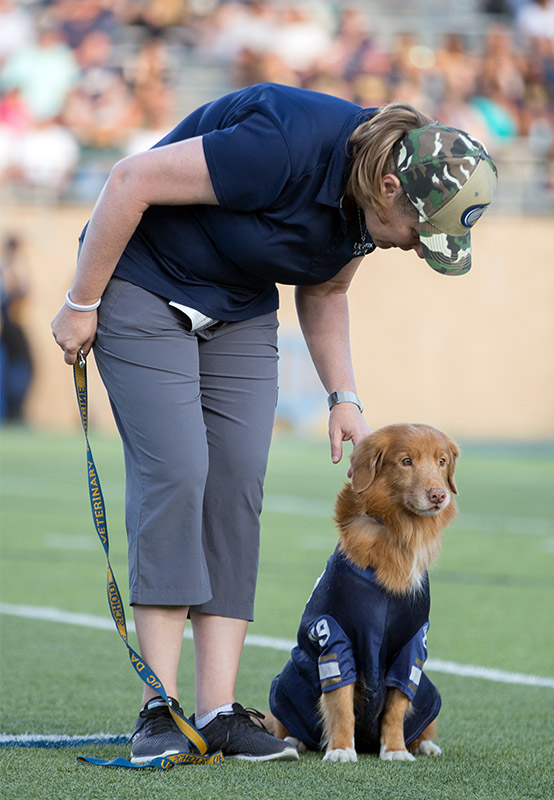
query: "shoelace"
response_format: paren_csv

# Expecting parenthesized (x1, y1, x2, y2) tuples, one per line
(218, 707, 268, 732)
(136, 705, 184, 737)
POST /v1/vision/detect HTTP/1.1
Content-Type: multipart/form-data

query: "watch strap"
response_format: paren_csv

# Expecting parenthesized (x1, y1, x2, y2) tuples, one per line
(327, 391, 364, 413)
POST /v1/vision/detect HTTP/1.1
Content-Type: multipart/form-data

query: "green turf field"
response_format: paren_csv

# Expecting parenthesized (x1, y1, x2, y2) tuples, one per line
(1, 426, 553, 799)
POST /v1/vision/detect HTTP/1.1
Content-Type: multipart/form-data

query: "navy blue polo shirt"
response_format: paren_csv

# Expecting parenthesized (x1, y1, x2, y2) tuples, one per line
(106, 83, 375, 321)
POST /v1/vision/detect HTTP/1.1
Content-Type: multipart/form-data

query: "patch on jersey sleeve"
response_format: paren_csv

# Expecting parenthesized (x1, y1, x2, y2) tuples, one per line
(386, 624, 430, 701)
(408, 662, 423, 693)
(307, 615, 357, 691)
(318, 653, 342, 688)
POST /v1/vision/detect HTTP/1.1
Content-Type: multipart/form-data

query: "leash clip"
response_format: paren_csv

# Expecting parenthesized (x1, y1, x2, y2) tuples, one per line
(78, 349, 86, 369)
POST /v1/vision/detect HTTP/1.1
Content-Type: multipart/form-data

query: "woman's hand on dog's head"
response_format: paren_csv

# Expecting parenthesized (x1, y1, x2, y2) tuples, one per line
(329, 403, 372, 472)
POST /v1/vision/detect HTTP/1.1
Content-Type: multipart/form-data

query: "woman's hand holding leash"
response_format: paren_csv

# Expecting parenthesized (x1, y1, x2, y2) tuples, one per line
(51, 301, 98, 365)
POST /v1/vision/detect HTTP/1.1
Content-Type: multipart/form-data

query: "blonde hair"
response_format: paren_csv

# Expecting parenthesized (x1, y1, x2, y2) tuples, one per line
(346, 102, 432, 222)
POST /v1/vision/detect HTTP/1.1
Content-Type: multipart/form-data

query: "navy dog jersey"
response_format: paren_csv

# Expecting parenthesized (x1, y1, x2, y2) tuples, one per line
(269, 548, 441, 752)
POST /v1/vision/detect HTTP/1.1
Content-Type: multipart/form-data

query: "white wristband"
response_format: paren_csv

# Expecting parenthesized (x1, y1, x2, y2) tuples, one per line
(328, 391, 364, 413)
(65, 290, 101, 312)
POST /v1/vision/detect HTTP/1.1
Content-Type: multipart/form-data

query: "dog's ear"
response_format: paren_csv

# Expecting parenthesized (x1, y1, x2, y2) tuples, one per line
(444, 434, 460, 495)
(350, 435, 384, 493)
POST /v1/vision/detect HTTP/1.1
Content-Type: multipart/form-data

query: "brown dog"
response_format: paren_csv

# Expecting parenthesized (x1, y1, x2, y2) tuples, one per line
(267, 423, 458, 762)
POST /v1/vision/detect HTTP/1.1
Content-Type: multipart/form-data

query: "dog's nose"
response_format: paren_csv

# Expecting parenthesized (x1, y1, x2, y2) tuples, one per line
(427, 487, 446, 505)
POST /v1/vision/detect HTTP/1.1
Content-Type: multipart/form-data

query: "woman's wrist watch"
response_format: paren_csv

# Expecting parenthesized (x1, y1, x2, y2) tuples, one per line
(327, 391, 364, 413)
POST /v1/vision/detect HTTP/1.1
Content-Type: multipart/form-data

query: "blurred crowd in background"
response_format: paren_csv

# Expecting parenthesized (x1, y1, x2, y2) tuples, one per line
(0, 0, 553, 209)
(0, 0, 552, 425)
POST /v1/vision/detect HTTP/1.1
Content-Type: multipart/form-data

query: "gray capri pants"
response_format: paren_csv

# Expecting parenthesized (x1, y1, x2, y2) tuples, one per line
(93, 278, 279, 620)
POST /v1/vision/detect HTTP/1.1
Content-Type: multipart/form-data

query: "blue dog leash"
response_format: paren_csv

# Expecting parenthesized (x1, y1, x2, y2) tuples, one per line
(73, 352, 223, 769)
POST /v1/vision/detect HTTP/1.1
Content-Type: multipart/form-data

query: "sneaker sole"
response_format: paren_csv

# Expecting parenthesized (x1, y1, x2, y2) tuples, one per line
(130, 748, 184, 764)
(226, 747, 299, 762)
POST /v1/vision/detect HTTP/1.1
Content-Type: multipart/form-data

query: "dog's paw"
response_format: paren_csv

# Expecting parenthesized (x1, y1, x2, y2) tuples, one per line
(323, 747, 358, 763)
(417, 740, 442, 757)
(284, 736, 307, 753)
(379, 745, 416, 762)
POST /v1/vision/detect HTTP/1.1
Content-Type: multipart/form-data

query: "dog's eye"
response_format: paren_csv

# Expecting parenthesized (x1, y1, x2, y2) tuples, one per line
(439, 458, 446, 466)
(401, 458, 412, 466)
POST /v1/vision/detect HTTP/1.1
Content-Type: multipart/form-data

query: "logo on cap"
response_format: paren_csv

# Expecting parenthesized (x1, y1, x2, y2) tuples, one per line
(460, 204, 489, 228)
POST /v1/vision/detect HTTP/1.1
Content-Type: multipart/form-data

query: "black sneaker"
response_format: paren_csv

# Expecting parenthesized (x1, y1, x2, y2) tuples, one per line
(130, 696, 191, 764)
(192, 703, 299, 762)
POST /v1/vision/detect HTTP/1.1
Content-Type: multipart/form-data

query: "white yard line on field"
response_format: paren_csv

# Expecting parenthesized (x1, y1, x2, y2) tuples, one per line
(1, 603, 553, 689)
(263, 495, 554, 536)
(2, 477, 553, 537)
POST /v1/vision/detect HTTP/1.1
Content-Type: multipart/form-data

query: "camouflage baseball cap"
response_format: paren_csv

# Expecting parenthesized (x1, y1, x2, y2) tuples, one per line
(394, 123, 498, 275)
